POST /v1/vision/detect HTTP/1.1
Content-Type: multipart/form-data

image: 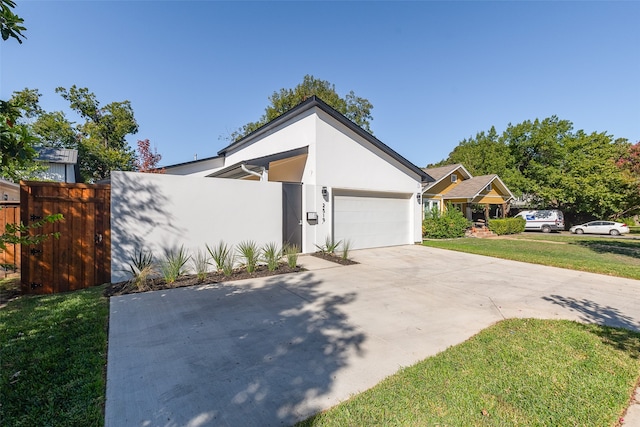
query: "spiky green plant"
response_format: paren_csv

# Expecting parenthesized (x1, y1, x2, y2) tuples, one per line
(262, 242, 281, 272)
(206, 241, 230, 272)
(160, 246, 191, 283)
(191, 249, 210, 281)
(221, 252, 235, 277)
(319, 236, 341, 254)
(341, 239, 352, 261)
(127, 248, 154, 279)
(128, 264, 154, 291)
(237, 240, 261, 274)
(283, 243, 300, 268)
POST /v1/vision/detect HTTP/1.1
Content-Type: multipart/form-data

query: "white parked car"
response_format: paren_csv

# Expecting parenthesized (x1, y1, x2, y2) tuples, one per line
(569, 221, 630, 236)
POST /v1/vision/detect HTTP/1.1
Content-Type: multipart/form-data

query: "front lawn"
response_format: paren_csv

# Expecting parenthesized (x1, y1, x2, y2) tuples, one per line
(0, 286, 109, 427)
(300, 319, 640, 426)
(423, 234, 640, 280)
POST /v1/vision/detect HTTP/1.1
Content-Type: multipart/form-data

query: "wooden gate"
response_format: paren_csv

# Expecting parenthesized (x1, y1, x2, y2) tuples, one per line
(20, 182, 111, 294)
(1, 202, 20, 275)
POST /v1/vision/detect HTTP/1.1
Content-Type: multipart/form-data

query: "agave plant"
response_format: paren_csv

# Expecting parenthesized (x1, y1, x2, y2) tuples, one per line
(191, 249, 210, 281)
(315, 235, 341, 254)
(221, 252, 235, 277)
(262, 242, 281, 272)
(283, 243, 300, 268)
(341, 239, 352, 261)
(160, 246, 191, 283)
(237, 240, 261, 274)
(206, 241, 230, 272)
(127, 248, 154, 279)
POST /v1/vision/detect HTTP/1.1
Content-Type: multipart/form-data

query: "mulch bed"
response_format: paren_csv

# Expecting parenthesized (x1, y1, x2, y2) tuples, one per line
(311, 252, 359, 266)
(104, 264, 305, 297)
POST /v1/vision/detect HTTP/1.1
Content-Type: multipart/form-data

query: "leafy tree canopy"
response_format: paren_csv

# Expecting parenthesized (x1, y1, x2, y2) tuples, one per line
(8, 86, 140, 182)
(0, 99, 43, 181)
(229, 75, 374, 141)
(135, 139, 164, 173)
(437, 116, 636, 220)
(0, 0, 26, 44)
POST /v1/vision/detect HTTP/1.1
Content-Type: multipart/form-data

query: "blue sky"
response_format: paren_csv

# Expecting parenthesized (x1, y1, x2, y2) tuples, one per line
(1, 1, 639, 168)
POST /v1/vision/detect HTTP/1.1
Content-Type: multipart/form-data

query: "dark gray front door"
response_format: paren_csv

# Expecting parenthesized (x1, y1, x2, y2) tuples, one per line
(282, 183, 302, 249)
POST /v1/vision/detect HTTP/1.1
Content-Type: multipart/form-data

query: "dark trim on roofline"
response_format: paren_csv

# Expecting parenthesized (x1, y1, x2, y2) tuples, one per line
(218, 96, 431, 182)
(163, 155, 224, 170)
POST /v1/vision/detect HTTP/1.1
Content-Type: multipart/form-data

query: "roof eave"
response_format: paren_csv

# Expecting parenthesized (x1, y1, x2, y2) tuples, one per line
(219, 96, 430, 182)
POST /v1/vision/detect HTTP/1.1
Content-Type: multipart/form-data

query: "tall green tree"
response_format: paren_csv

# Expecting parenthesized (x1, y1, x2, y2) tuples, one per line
(229, 75, 374, 140)
(0, 99, 42, 181)
(439, 117, 635, 220)
(8, 87, 139, 182)
(56, 86, 138, 182)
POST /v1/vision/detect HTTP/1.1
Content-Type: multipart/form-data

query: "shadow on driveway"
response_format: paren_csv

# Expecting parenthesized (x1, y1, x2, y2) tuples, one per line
(106, 271, 365, 427)
(542, 294, 639, 331)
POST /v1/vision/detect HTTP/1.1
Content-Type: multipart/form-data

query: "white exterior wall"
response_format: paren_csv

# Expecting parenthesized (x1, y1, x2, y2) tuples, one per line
(39, 163, 76, 183)
(313, 111, 423, 246)
(222, 110, 318, 184)
(110, 171, 282, 282)
(158, 105, 424, 253)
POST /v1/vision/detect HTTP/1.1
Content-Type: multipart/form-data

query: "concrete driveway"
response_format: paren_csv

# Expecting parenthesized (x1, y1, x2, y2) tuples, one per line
(105, 245, 640, 427)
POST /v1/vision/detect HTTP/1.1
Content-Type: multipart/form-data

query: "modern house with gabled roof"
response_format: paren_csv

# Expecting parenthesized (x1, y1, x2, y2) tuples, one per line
(162, 96, 432, 253)
(422, 163, 514, 220)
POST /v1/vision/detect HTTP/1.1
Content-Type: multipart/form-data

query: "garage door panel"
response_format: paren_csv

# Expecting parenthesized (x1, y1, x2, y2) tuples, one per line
(333, 194, 410, 250)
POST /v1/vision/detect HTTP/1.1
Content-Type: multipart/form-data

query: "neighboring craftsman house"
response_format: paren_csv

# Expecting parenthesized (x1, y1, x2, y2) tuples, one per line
(422, 164, 514, 221)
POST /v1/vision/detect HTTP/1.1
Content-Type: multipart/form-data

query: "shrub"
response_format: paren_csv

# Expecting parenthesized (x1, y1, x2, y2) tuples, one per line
(237, 240, 261, 274)
(488, 217, 526, 235)
(126, 248, 155, 289)
(191, 249, 210, 281)
(127, 248, 154, 278)
(160, 246, 191, 283)
(283, 244, 300, 268)
(341, 239, 351, 261)
(619, 217, 636, 227)
(316, 236, 341, 254)
(206, 241, 230, 272)
(221, 252, 235, 277)
(262, 242, 281, 272)
(422, 205, 471, 239)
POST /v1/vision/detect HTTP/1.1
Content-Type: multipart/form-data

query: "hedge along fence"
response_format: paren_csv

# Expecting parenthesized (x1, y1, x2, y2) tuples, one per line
(488, 217, 526, 235)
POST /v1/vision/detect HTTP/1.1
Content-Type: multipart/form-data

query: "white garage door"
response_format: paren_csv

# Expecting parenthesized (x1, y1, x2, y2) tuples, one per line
(333, 192, 411, 250)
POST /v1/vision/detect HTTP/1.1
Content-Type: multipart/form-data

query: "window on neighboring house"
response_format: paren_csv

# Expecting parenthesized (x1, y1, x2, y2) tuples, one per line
(423, 199, 441, 218)
(451, 174, 458, 183)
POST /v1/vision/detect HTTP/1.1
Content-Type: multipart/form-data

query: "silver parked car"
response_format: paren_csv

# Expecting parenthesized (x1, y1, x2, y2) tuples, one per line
(569, 221, 630, 236)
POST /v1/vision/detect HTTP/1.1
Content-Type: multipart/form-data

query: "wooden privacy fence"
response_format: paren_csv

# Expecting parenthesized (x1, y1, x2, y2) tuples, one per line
(1, 202, 20, 275)
(21, 182, 111, 294)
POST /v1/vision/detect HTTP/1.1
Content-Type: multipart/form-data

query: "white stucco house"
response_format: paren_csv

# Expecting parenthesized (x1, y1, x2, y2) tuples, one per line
(110, 96, 433, 280)
(163, 96, 431, 253)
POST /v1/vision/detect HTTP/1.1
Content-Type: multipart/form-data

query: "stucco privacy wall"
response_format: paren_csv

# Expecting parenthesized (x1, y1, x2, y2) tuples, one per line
(110, 171, 282, 283)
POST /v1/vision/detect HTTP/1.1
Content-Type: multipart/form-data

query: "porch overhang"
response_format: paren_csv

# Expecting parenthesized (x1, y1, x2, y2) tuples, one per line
(207, 146, 309, 181)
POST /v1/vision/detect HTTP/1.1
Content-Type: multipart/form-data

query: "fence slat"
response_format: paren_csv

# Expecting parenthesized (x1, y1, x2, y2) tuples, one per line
(0, 202, 20, 275)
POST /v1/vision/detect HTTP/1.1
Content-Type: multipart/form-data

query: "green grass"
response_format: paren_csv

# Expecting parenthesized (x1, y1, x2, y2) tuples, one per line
(0, 286, 109, 427)
(299, 319, 640, 426)
(423, 234, 640, 280)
